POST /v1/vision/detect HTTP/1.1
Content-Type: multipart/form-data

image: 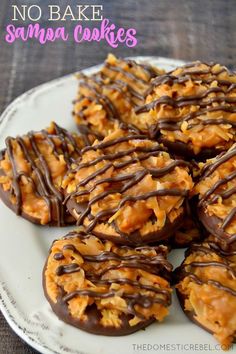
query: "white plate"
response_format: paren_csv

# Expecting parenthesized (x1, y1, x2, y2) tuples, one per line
(0, 57, 233, 354)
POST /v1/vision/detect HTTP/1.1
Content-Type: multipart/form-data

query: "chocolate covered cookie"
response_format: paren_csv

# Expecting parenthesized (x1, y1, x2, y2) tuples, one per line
(0, 122, 84, 226)
(175, 239, 236, 348)
(63, 128, 193, 245)
(43, 229, 172, 335)
(136, 61, 236, 158)
(194, 144, 236, 250)
(73, 54, 163, 139)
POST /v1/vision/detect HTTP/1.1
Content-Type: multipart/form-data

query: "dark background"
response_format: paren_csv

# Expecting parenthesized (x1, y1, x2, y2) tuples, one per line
(0, 0, 235, 353)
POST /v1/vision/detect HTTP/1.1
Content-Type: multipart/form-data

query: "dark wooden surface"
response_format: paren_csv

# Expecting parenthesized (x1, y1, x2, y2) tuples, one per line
(0, 0, 235, 353)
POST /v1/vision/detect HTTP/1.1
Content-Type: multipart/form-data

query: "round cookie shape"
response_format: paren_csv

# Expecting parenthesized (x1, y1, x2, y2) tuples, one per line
(0, 122, 84, 226)
(63, 128, 194, 246)
(73, 54, 163, 140)
(175, 238, 236, 348)
(194, 144, 236, 250)
(135, 61, 236, 158)
(43, 229, 172, 336)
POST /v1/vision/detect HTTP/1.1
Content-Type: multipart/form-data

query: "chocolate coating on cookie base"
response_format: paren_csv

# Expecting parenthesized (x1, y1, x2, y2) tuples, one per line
(176, 290, 236, 345)
(136, 63, 236, 158)
(43, 276, 155, 336)
(64, 132, 192, 245)
(170, 199, 207, 248)
(0, 166, 75, 226)
(0, 166, 40, 224)
(198, 208, 236, 251)
(43, 231, 172, 335)
(174, 241, 236, 345)
(158, 137, 227, 160)
(0, 123, 83, 226)
(197, 146, 236, 250)
(66, 197, 184, 246)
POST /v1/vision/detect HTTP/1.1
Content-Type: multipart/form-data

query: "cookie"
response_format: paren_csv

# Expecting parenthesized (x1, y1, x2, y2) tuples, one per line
(175, 239, 236, 348)
(0, 122, 84, 226)
(73, 54, 163, 139)
(194, 144, 236, 250)
(43, 229, 172, 336)
(63, 128, 193, 245)
(135, 61, 236, 158)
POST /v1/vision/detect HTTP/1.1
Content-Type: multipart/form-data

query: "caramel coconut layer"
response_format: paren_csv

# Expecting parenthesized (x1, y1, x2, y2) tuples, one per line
(136, 61, 236, 157)
(73, 54, 163, 139)
(63, 128, 193, 245)
(175, 239, 236, 348)
(43, 229, 172, 335)
(194, 144, 236, 250)
(0, 122, 84, 226)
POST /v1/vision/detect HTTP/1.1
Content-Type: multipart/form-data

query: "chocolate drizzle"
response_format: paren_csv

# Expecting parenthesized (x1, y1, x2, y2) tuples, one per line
(2, 123, 81, 226)
(176, 241, 236, 297)
(197, 146, 236, 242)
(66, 134, 191, 241)
(60, 243, 172, 273)
(201, 147, 236, 178)
(50, 231, 172, 324)
(74, 57, 158, 137)
(136, 62, 236, 139)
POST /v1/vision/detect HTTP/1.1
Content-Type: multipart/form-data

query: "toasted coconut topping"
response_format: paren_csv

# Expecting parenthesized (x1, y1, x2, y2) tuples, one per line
(44, 230, 172, 329)
(63, 129, 193, 243)
(176, 238, 236, 348)
(194, 144, 236, 241)
(0, 122, 84, 225)
(73, 54, 163, 139)
(136, 62, 236, 155)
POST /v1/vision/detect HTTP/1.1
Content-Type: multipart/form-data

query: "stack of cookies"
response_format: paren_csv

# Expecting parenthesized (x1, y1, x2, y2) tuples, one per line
(0, 54, 235, 348)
